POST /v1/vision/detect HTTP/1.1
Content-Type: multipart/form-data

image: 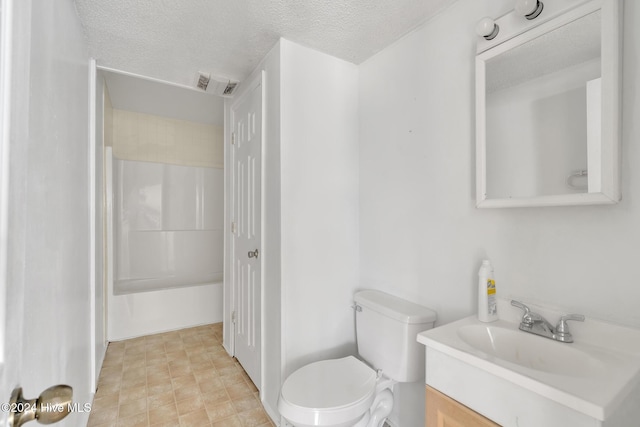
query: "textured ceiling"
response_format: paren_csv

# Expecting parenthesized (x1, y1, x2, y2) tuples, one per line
(74, 0, 456, 87)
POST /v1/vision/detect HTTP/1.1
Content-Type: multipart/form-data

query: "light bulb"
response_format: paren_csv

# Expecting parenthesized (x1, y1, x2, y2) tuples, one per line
(515, 0, 544, 20)
(475, 17, 499, 40)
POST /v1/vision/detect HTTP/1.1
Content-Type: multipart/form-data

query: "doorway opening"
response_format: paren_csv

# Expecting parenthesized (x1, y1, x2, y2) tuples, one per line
(98, 68, 226, 344)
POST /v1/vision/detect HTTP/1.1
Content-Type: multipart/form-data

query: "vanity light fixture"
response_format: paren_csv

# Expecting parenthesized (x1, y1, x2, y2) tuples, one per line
(476, 17, 499, 40)
(515, 0, 544, 20)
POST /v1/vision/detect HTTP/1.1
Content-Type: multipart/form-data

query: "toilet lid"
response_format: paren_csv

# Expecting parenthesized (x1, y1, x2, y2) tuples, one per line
(279, 356, 377, 426)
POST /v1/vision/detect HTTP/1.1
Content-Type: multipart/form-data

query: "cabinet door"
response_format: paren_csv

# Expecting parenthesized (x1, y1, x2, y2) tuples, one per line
(426, 386, 500, 427)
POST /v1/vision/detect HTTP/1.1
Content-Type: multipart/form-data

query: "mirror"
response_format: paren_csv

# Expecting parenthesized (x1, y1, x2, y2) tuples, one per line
(476, 0, 621, 208)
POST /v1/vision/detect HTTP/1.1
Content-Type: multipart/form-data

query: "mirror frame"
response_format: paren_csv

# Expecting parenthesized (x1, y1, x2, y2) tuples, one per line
(476, 0, 622, 208)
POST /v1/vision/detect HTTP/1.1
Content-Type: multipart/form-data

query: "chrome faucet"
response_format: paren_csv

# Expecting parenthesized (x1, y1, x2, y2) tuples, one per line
(511, 300, 584, 343)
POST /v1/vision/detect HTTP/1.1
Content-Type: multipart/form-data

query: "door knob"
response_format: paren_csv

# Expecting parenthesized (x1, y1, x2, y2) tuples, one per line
(8, 385, 73, 426)
(248, 249, 259, 259)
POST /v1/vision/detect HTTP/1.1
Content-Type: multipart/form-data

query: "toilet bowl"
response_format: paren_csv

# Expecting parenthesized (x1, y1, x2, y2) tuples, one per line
(278, 356, 379, 427)
(278, 290, 437, 427)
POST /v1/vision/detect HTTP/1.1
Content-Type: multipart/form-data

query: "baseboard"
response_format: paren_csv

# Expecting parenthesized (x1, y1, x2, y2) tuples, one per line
(262, 399, 281, 426)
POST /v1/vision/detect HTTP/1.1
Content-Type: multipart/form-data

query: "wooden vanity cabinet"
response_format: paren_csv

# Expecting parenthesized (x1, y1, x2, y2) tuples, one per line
(426, 386, 500, 427)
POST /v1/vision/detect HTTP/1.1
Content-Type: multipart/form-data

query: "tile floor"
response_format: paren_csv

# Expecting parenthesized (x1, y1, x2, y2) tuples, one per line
(88, 323, 275, 427)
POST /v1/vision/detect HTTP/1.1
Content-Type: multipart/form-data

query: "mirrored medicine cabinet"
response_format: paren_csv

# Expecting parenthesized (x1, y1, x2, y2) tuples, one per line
(475, 0, 622, 208)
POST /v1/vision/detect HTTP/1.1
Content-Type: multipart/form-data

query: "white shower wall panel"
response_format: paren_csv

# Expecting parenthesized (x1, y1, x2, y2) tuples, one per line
(115, 158, 223, 231)
(113, 157, 223, 294)
(163, 165, 225, 229)
(119, 230, 223, 294)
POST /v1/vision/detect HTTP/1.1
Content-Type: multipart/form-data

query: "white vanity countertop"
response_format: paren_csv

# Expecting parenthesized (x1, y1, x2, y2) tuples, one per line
(417, 308, 640, 421)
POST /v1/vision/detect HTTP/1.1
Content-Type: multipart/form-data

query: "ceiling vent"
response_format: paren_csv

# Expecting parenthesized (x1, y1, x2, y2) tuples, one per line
(195, 72, 210, 91)
(194, 72, 240, 97)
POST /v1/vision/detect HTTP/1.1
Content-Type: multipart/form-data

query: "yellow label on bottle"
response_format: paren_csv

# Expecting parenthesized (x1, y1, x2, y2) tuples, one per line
(487, 279, 496, 295)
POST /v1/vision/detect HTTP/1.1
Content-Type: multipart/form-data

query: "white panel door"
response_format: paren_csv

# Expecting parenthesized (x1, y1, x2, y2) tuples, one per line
(231, 77, 262, 388)
(0, 1, 94, 426)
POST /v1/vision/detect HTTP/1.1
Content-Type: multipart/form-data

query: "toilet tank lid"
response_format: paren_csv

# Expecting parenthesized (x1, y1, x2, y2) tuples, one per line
(354, 290, 437, 324)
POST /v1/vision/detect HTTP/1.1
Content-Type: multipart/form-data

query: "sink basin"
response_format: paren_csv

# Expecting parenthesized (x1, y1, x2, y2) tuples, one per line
(417, 310, 640, 422)
(457, 324, 604, 377)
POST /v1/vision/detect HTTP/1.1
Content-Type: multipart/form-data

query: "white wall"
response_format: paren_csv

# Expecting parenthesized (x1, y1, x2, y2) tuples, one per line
(359, 0, 640, 342)
(1, 0, 94, 425)
(280, 38, 360, 375)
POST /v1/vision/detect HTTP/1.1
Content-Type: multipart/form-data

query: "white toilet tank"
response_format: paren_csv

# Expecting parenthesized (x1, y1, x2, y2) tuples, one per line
(354, 290, 436, 383)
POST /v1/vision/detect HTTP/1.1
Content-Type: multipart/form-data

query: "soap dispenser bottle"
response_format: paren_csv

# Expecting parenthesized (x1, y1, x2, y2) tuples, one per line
(477, 260, 498, 322)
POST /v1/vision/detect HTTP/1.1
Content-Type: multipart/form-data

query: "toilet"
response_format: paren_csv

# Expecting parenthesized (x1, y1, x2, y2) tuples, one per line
(278, 290, 437, 427)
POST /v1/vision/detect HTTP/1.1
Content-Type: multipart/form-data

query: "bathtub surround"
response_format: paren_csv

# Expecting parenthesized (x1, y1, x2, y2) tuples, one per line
(111, 158, 223, 295)
(105, 158, 224, 340)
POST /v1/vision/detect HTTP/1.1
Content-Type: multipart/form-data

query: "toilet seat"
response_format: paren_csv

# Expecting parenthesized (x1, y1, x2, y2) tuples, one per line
(278, 356, 377, 427)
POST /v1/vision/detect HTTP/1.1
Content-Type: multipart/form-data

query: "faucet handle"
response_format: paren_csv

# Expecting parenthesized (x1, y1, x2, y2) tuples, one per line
(511, 300, 534, 325)
(555, 314, 585, 343)
(511, 300, 529, 312)
(556, 314, 585, 332)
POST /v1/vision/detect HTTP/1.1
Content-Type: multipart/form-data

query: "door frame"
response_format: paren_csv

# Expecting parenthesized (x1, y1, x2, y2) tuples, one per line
(89, 58, 97, 392)
(224, 71, 265, 388)
(0, 0, 13, 368)
(89, 58, 110, 392)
